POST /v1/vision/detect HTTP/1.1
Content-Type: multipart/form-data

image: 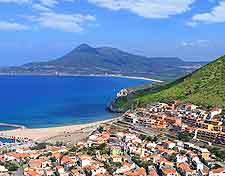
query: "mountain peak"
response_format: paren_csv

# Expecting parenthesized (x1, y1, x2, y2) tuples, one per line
(75, 44, 95, 52)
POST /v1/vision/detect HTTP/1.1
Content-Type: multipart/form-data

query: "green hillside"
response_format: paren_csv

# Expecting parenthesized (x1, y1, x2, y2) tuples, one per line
(113, 55, 225, 110)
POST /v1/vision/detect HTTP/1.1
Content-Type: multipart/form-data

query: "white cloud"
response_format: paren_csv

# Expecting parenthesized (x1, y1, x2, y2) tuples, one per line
(27, 12, 96, 32)
(180, 40, 210, 47)
(38, 0, 75, 7)
(32, 3, 51, 11)
(189, 1, 225, 25)
(186, 21, 198, 27)
(0, 0, 30, 3)
(0, 21, 29, 30)
(88, 0, 195, 19)
(39, 0, 58, 7)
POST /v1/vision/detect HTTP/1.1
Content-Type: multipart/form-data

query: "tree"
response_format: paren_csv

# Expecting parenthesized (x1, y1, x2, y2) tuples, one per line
(5, 161, 18, 171)
(50, 157, 57, 163)
(31, 143, 47, 150)
(139, 134, 147, 140)
(169, 153, 177, 162)
(210, 147, 225, 161)
(152, 136, 158, 142)
(112, 162, 122, 168)
(177, 132, 192, 142)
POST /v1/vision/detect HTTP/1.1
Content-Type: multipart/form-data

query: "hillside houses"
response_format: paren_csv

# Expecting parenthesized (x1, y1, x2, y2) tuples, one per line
(0, 102, 225, 176)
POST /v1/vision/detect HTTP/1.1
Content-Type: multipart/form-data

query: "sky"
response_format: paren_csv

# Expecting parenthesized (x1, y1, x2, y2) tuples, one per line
(0, 0, 225, 66)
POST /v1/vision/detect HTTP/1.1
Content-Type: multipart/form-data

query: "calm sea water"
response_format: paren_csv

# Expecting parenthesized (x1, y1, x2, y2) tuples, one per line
(0, 75, 150, 129)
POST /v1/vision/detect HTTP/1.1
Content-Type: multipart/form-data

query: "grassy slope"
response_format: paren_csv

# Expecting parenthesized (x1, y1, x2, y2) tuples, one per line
(115, 56, 225, 109)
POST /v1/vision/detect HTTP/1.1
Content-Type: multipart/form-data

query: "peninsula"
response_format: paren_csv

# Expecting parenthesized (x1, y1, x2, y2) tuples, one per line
(0, 44, 205, 81)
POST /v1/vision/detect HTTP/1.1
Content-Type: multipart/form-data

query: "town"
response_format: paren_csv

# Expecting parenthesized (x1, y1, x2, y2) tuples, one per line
(0, 101, 225, 176)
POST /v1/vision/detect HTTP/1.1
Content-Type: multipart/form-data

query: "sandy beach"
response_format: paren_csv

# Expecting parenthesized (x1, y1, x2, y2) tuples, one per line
(80, 74, 164, 83)
(0, 117, 120, 143)
(0, 73, 164, 83)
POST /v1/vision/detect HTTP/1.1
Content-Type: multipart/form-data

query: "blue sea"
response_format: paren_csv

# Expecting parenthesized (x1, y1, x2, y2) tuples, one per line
(0, 75, 151, 129)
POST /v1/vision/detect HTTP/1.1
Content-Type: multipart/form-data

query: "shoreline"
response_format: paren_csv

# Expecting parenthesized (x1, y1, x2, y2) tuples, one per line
(0, 117, 121, 142)
(0, 73, 163, 83)
(0, 73, 159, 142)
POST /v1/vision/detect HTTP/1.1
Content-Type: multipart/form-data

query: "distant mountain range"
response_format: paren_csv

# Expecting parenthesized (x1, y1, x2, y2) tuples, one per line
(111, 55, 225, 112)
(0, 44, 206, 80)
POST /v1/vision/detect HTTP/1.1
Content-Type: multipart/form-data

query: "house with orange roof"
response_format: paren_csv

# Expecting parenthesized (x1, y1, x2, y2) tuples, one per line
(115, 162, 136, 175)
(140, 154, 151, 162)
(28, 159, 45, 169)
(29, 151, 42, 159)
(0, 155, 5, 162)
(165, 116, 182, 127)
(70, 168, 85, 176)
(52, 151, 61, 161)
(161, 168, 177, 176)
(177, 162, 195, 176)
(24, 168, 41, 176)
(209, 167, 225, 176)
(78, 155, 92, 168)
(126, 167, 146, 176)
(61, 155, 75, 168)
(157, 157, 173, 168)
(148, 168, 158, 176)
(87, 164, 107, 176)
(5, 152, 29, 162)
(158, 148, 175, 158)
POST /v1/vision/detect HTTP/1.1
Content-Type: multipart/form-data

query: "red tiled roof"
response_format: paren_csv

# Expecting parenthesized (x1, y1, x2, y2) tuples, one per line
(211, 167, 225, 174)
(161, 168, 176, 175)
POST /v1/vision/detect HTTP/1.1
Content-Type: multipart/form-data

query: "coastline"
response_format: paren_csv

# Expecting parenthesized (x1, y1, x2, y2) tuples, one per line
(0, 73, 156, 143)
(0, 73, 163, 83)
(79, 74, 163, 83)
(0, 117, 121, 142)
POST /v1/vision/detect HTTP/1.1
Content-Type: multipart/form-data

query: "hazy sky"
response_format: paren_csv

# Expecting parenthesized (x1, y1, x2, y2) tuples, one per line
(0, 0, 225, 66)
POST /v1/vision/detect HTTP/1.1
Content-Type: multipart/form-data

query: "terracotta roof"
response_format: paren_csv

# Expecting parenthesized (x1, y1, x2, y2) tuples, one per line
(161, 168, 176, 175)
(80, 155, 91, 160)
(148, 169, 158, 176)
(26, 169, 41, 176)
(52, 152, 61, 159)
(126, 167, 146, 176)
(178, 162, 193, 173)
(96, 174, 106, 176)
(61, 156, 73, 164)
(29, 159, 44, 167)
(7, 152, 29, 159)
(211, 167, 225, 174)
